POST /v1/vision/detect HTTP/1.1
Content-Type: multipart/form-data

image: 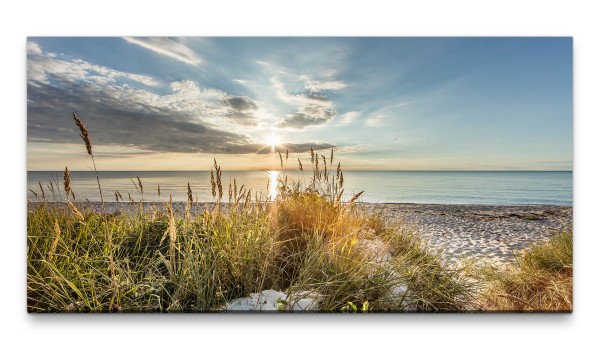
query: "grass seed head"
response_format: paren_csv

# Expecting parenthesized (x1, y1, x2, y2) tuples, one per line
(210, 169, 216, 199)
(72, 112, 92, 155)
(65, 200, 84, 221)
(349, 191, 364, 204)
(64, 167, 71, 197)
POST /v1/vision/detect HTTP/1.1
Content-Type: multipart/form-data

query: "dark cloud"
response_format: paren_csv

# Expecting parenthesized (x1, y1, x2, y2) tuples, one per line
(225, 96, 257, 111)
(27, 81, 247, 153)
(27, 80, 328, 154)
(302, 93, 330, 102)
(219, 97, 259, 126)
(276, 106, 336, 129)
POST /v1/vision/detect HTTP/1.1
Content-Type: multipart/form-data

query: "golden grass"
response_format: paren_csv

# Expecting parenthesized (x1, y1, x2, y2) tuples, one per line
(479, 230, 573, 312)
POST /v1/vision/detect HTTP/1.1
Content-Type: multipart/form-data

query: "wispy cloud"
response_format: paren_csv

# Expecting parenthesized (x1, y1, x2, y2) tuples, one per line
(339, 111, 360, 124)
(123, 37, 202, 66)
(305, 80, 347, 92)
(365, 114, 388, 127)
(276, 106, 337, 129)
(335, 144, 372, 153)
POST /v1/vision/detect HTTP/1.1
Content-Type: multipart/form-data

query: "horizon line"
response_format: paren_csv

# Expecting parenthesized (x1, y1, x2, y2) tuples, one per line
(27, 169, 574, 172)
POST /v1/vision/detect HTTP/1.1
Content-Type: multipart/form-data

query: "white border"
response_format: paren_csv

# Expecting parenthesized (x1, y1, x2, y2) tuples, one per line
(3, 1, 596, 346)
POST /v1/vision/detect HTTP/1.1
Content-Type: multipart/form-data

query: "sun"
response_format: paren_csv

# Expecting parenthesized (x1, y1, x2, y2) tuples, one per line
(265, 134, 281, 152)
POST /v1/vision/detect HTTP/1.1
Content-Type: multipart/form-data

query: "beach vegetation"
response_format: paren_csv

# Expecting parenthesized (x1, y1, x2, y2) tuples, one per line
(479, 230, 573, 312)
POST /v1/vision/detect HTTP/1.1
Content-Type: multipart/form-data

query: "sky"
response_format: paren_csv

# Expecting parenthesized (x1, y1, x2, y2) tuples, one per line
(26, 37, 572, 171)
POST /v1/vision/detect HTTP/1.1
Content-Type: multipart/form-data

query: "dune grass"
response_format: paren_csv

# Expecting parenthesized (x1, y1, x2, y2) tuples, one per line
(479, 230, 573, 312)
(28, 149, 478, 312)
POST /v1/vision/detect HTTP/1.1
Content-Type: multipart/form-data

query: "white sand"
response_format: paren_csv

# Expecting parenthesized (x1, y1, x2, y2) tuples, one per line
(361, 203, 572, 267)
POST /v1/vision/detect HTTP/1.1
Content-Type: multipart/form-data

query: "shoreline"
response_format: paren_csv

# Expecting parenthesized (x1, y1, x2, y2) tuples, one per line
(28, 201, 572, 267)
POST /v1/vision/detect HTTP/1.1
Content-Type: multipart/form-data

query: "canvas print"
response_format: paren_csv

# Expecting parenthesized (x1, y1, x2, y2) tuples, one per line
(26, 37, 573, 312)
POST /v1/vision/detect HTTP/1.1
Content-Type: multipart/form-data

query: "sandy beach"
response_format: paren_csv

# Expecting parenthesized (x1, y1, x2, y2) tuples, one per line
(362, 203, 572, 267)
(34, 201, 572, 268)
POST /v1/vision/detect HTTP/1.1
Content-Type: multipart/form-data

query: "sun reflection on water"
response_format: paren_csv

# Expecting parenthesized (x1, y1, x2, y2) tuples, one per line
(268, 170, 279, 201)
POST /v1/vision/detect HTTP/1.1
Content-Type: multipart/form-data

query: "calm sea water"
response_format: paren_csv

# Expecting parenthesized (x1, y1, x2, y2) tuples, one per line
(27, 171, 572, 205)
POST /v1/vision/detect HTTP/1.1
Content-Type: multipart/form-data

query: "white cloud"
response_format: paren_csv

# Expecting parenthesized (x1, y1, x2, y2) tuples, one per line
(123, 37, 202, 66)
(27, 41, 42, 54)
(233, 79, 248, 84)
(339, 111, 360, 124)
(306, 80, 347, 91)
(27, 43, 263, 134)
(365, 114, 388, 127)
(27, 41, 159, 87)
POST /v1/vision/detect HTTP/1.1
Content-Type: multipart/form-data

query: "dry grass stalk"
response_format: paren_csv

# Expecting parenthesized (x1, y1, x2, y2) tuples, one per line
(48, 220, 61, 261)
(349, 191, 364, 204)
(310, 147, 314, 164)
(298, 158, 303, 172)
(136, 176, 144, 195)
(335, 189, 345, 204)
(72, 112, 115, 308)
(286, 149, 289, 160)
(279, 151, 283, 168)
(244, 189, 252, 209)
(72, 113, 104, 206)
(71, 191, 76, 201)
(330, 147, 334, 165)
(29, 189, 38, 199)
(48, 181, 55, 200)
(38, 182, 46, 201)
(64, 167, 71, 197)
(65, 200, 84, 221)
(167, 195, 177, 274)
(114, 191, 120, 202)
(157, 184, 161, 197)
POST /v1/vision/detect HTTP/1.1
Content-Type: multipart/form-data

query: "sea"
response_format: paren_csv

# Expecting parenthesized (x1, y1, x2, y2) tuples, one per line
(27, 170, 572, 205)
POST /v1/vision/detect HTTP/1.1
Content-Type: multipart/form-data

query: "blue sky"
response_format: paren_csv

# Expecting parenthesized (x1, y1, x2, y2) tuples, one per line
(27, 37, 572, 171)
